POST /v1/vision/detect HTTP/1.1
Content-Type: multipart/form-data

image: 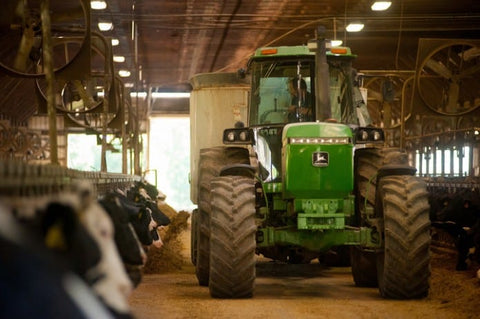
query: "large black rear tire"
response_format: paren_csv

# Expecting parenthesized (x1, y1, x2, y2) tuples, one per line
(194, 147, 249, 286)
(354, 148, 408, 225)
(350, 148, 408, 286)
(376, 175, 431, 299)
(209, 176, 256, 298)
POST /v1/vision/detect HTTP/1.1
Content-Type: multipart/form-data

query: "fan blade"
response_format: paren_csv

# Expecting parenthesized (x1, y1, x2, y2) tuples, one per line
(424, 59, 452, 79)
(460, 47, 480, 61)
(13, 25, 35, 71)
(367, 88, 383, 102)
(73, 80, 93, 109)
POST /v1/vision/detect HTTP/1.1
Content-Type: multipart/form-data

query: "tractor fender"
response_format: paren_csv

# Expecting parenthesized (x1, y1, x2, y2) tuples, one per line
(376, 164, 416, 184)
(219, 164, 256, 178)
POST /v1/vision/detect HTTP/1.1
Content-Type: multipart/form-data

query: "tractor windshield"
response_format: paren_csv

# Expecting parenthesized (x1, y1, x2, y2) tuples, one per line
(248, 55, 371, 126)
(249, 59, 315, 125)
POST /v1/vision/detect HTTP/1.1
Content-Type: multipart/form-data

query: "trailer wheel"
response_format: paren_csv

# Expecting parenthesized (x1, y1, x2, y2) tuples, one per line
(190, 209, 198, 266)
(376, 175, 431, 299)
(194, 147, 250, 286)
(195, 208, 210, 286)
(209, 176, 256, 298)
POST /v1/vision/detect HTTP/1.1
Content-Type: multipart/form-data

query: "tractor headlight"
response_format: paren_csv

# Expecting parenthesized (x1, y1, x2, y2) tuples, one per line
(227, 131, 236, 142)
(372, 130, 382, 141)
(360, 130, 369, 141)
(223, 128, 252, 144)
(353, 127, 384, 144)
(239, 131, 248, 141)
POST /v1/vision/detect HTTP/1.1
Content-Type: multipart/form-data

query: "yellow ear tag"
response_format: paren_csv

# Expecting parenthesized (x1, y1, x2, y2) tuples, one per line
(45, 223, 67, 251)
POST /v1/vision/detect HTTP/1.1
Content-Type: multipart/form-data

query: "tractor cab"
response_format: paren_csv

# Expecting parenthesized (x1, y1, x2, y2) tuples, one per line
(246, 44, 372, 182)
(248, 45, 370, 126)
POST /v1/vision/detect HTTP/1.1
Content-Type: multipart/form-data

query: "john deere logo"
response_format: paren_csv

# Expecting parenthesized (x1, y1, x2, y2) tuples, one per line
(312, 151, 329, 167)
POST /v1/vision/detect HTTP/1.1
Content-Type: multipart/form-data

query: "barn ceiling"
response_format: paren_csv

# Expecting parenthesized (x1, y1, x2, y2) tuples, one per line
(1, 0, 480, 123)
(107, 0, 480, 91)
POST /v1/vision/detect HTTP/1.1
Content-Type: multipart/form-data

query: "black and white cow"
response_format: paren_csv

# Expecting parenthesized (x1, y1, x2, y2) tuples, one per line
(126, 182, 170, 245)
(35, 202, 102, 280)
(115, 188, 170, 248)
(1, 178, 170, 317)
(99, 193, 146, 266)
(72, 182, 135, 317)
(0, 202, 114, 319)
(99, 192, 149, 288)
(115, 193, 156, 246)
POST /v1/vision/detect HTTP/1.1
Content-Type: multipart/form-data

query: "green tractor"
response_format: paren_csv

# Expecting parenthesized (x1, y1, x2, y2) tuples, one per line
(190, 27, 431, 299)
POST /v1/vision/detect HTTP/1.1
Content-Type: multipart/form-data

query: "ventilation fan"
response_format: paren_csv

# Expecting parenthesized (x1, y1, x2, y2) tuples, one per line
(0, 0, 88, 77)
(62, 76, 125, 132)
(34, 32, 123, 133)
(417, 42, 480, 115)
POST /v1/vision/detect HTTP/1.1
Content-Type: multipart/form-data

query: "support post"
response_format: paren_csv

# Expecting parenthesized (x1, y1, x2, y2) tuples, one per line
(41, 0, 58, 165)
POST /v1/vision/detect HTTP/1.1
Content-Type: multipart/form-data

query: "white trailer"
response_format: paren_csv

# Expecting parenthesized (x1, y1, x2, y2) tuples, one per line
(189, 72, 249, 204)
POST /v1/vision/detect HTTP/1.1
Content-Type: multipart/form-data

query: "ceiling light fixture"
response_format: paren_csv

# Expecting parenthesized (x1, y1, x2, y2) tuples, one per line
(118, 70, 131, 77)
(111, 38, 120, 46)
(90, 0, 107, 10)
(113, 55, 125, 63)
(346, 23, 364, 32)
(98, 22, 113, 31)
(371, 1, 392, 11)
(331, 40, 343, 47)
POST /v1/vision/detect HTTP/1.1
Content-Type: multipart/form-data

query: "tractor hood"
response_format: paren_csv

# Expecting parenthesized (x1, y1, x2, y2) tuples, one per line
(282, 122, 354, 199)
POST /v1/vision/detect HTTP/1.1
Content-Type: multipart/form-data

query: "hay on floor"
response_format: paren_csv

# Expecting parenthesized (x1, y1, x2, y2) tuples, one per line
(143, 203, 190, 274)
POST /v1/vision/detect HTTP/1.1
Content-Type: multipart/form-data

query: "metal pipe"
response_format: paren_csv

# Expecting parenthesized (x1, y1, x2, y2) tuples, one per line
(468, 142, 474, 177)
(133, 20, 141, 176)
(41, 0, 58, 165)
(96, 31, 115, 173)
(450, 147, 454, 177)
(441, 148, 445, 177)
(121, 82, 128, 174)
(400, 76, 414, 149)
(315, 26, 332, 121)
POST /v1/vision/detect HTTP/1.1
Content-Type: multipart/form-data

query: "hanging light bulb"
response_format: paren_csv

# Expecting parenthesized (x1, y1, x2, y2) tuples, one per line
(91, 1, 107, 10)
(113, 55, 125, 63)
(346, 22, 364, 32)
(371, 1, 392, 11)
(98, 21, 113, 31)
(118, 70, 131, 77)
